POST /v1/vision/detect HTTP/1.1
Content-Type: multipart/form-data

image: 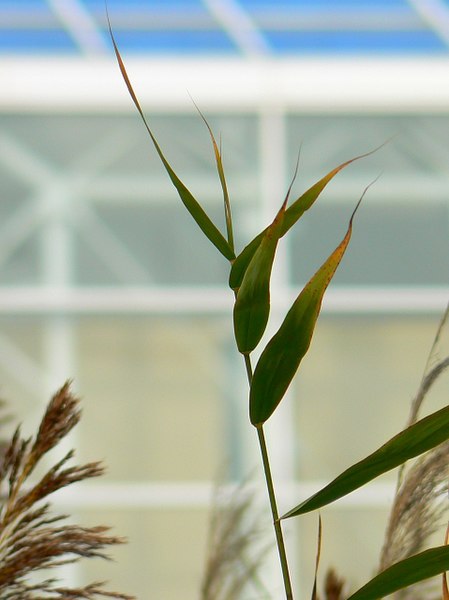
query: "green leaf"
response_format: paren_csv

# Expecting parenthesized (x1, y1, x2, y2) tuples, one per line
(229, 148, 378, 291)
(108, 22, 235, 262)
(230, 233, 265, 291)
(249, 199, 361, 425)
(283, 404, 449, 518)
(192, 100, 234, 253)
(233, 199, 287, 354)
(347, 546, 449, 600)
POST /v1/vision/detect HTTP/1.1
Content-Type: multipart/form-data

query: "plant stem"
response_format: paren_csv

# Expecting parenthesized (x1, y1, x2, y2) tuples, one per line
(257, 424, 294, 600)
(243, 353, 294, 600)
(244, 353, 253, 383)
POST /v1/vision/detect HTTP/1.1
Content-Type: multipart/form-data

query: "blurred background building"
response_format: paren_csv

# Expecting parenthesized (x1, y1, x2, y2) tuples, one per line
(1, 1, 449, 598)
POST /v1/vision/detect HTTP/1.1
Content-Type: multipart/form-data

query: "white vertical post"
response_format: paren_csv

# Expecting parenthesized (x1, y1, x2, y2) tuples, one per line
(258, 108, 299, 596)
(40, 181, 78, 586)
(40, 182, 76, 393)
(259, 108, 294, 470)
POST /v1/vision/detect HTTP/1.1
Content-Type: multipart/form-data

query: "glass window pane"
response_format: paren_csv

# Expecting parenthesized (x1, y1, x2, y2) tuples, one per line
(75, 508, 210, 600)
(293, 315, 447, 480)
(76, 316, 230, 481)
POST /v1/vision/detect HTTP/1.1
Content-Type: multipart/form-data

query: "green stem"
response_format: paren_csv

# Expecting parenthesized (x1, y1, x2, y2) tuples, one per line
(243, 353, 294, 600)
(257, 425, 294, 600)
(244, 353, 253, 384)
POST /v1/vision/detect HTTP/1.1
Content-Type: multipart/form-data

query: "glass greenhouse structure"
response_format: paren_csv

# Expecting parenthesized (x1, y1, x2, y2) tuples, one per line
(1, 1, 449, 598)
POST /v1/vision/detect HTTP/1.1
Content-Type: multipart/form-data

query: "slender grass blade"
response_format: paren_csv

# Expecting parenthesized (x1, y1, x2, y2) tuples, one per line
(284, 404, 449, 517)
(347, 546, 449, 600)
(108, 21, 235, 261)
(229, 148, 378, 290)
(192, 100, 234, 253)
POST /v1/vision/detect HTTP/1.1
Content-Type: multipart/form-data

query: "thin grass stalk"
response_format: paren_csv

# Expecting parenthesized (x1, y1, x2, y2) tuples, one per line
(190, 99, 235, 254)
(256, 425, 294, 600)
(243, 354, 294, 600)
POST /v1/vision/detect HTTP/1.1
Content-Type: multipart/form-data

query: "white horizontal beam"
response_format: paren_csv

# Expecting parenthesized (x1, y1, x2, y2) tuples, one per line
(322, 286, 449, 314)
(2, 57, 449, 112)
(0, 286, 446, 315)
(86, 174, 449, 205)
(51, 480, 396, 509)
(53, 481, 215, 509)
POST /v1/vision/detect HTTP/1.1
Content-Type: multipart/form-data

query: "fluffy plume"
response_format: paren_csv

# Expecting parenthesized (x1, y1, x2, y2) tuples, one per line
(314, 568, 346, 600)
(379, 441, 449, 572)
(0, 382, 134, 599)
(323, 568, 345, 600)
(378, 305, 449, 599)
(200, 480, 271, 600)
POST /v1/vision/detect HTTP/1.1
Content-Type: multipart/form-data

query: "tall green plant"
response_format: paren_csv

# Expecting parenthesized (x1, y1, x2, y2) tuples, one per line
(109, 23, 449, 600)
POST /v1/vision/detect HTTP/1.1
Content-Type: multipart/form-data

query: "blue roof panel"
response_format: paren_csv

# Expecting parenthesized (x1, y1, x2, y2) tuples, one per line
(267, 30, 447, 54)
(0, 0, 51, 8)
(84, 0, 208, 13)
(0, 30, 77, 53)
(109, 29, 237, 53)
(0, 0, 448, 56)
(241, 0, 411, 7)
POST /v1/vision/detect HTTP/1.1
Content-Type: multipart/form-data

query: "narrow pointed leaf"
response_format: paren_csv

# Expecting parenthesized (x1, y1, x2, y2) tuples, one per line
(249, 200, 360, 425)
(283, 404, 449, 518)
(229, 148, 379, 290)
(311, 516, 323, 600)
(108, 22, 235, 261)
(443, 524, 449, 600)
(193, 100, 234, 253)
(346, 546, 449, 600)
(233, 199, 287, 354)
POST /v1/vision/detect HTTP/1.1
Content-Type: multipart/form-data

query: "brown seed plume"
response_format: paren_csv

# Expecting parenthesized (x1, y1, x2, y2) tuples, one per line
(0, 382, 134, 600)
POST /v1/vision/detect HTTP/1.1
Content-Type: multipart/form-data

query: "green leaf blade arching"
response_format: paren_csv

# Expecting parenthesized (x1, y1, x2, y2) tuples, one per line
(347, 546, 449, 600)
(233, 200, 287, 354)
(229, 149, 376, 291)
(283, 404, 449, 518)
(249, 203, 359, 426)
(108, 22, 235, 262)
(193, 101, 235, 253)
(280, 150, 373, 235)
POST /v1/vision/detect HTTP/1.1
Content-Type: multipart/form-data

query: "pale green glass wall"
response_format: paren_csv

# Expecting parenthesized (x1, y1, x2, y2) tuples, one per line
(2, 314, 447, 598)
(1, 111, 448, 598)
(293, 316, 449, 596)
(76, 317, 227, 481)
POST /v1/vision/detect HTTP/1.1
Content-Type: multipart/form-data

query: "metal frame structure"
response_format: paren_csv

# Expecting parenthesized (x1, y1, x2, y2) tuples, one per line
(2, 56, 449, 112)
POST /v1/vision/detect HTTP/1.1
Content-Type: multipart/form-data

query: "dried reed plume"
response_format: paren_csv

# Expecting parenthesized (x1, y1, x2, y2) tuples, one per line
(321, 568, 345, 600)
(379, 440, 449, 572)
(378, 305, 449, 599)
(0, 381, 134, 599)
(201, 480, 272, 600)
